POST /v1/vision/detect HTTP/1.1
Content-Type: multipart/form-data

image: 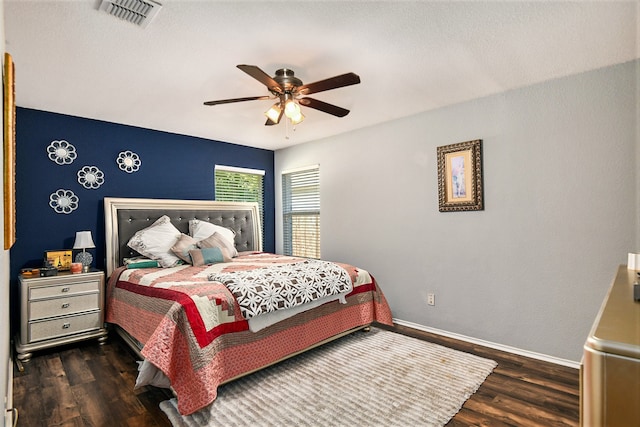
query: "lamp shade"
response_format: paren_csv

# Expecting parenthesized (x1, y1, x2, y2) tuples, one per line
(289, 111, 305, 125)
(73, 231, 95, 249)
(264, 103, 283, 123)
(284, 100, 300, 118)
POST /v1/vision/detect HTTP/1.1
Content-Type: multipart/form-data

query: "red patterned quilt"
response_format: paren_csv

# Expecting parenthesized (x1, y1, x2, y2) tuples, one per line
(105, 252, 393, 415)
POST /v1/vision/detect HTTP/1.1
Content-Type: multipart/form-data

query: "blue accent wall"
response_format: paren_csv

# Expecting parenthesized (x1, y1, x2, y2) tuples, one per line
(10, 108, 275, 281)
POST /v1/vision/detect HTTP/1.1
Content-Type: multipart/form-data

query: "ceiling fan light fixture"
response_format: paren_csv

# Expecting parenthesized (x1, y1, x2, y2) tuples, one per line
(289, 111, 305, 125)
(265, 103, 283, 123)
(204, 65, 361, 129)
(284, 99, 301, 119)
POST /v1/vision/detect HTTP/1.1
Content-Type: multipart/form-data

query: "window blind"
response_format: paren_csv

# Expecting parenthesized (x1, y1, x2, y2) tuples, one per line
(282, 165, 320, 259)
(214, 165, 265, 238)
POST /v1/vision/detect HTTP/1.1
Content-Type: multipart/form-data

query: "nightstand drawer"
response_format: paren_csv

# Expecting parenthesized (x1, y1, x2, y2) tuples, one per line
(29, 293, 100, 321)
(29, 280, 100, 300)
(29, 311, 101, 343)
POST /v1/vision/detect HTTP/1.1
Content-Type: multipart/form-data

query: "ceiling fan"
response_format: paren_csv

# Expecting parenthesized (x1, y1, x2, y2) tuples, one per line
(204, 65, 361, 126)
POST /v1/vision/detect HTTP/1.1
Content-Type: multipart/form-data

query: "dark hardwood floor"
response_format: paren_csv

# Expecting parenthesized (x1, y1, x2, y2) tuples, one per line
(388, 324, 580, 427)
(12, 324, 579, 426)
(12, 336, 173, 427)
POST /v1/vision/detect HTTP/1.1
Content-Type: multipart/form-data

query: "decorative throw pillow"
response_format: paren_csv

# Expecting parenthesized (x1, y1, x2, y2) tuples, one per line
(127, 215, 182, 268)
(189, 220, 236, 246)
(197, 231, 237, 257)
(171, 233, 199, 263)
(188, 247, 230, 267)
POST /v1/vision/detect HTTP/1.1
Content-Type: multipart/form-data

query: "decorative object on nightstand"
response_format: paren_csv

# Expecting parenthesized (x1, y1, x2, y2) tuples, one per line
(15, 269, 108, 364)
(44, 249, 73, 271)
(70, 262, 83, 274)
(73, 230, 95, 272)
(39, 263, 58, 277)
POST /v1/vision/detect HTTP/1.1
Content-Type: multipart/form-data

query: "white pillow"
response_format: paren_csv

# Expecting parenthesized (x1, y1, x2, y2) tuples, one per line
(127, 215, 182, 268)
(189, 220, 236, 246)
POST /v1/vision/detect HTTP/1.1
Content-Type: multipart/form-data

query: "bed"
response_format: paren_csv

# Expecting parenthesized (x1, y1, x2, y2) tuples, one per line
(103, 197, 393, 415)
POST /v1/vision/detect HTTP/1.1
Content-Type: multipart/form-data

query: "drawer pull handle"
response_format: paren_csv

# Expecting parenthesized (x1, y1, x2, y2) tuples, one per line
(61, 287, 70, 293)
(62, 323, 70, 329)
(61, 303, 70, 308)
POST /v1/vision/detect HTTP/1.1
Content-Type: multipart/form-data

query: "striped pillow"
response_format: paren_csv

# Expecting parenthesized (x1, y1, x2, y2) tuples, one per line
(197, 232, 237, 257)
(189, 247, 231, 266)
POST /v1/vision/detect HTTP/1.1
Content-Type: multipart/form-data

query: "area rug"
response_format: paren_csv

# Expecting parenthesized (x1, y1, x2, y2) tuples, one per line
(160, 327, 497, 427)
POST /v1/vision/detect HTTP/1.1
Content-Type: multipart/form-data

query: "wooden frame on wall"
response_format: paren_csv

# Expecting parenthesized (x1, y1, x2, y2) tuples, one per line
(4, 52, 16, 249)
(437, 139, 484, 212)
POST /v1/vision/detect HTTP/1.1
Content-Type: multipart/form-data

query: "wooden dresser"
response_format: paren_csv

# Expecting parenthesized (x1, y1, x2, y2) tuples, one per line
(581, 265, 640, 426)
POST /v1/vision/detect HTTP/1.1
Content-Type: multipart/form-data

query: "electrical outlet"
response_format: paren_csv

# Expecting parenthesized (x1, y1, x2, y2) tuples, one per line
(427, 293, 435, 306)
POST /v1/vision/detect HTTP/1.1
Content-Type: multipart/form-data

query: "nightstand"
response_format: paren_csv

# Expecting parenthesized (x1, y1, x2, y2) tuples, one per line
(15, 269, 108, 363)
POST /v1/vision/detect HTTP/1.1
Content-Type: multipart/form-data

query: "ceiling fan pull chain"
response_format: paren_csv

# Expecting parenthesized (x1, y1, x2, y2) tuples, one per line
(285, 115, 290, 140)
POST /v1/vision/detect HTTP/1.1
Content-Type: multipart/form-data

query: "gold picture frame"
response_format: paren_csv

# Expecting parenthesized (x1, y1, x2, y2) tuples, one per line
(3, 52, 16, 249)
(437, 139, 483, 212)
(44, 250, 73, 271)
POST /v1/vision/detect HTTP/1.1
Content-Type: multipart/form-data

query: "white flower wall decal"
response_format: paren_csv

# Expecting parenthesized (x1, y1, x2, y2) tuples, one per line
(49, 189, 79, 214)
(77, 166, 105, 189)
(47, 140, 77, 165)
(117, 151, 141, 173)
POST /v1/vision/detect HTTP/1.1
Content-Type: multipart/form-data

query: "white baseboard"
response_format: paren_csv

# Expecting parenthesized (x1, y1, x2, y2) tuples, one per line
(5, 351, 14, 427)
(393, 318, 581, 370)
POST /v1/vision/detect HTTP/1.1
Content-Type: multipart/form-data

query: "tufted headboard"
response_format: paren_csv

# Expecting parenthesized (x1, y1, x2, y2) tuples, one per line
(104, 197, 262, 277)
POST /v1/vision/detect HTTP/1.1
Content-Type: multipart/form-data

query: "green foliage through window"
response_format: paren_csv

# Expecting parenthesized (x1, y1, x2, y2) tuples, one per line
(215, 166, 264, 239)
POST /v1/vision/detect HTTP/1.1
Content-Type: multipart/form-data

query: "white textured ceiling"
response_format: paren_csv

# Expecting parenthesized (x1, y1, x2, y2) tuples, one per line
(4, 1, 639, 150)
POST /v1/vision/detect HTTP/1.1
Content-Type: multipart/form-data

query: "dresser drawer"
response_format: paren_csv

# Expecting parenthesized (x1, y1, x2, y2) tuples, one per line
(29, 280, 100, 300)
(28, 293, 100, 321)
(28, 311, 102, 343)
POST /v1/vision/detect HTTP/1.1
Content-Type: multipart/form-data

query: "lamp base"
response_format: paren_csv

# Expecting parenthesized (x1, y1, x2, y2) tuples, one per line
(75, 252, 93, 272)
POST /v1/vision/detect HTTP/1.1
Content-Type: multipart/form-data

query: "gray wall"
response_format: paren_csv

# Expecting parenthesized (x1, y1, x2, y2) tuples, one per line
(275, 60, 639, 362)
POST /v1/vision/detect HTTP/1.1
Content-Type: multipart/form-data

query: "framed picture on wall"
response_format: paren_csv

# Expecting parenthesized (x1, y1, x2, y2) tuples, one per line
(437, 139, 484, 212)
(3, 52, 16, 249)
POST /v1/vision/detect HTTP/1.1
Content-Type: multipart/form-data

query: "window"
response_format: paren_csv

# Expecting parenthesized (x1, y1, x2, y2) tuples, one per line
(282, 165, 320, 258)
(214, 165, 265, 236)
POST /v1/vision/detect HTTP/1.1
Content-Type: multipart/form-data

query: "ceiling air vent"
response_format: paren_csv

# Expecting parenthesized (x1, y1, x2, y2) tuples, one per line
(99, 0, 162, 28)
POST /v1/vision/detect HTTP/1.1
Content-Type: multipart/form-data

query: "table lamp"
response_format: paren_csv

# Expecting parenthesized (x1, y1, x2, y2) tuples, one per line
(73, 231, 95, 272)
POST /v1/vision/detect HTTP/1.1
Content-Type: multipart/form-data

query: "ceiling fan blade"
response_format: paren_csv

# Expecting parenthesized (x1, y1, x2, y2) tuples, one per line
(298, 97, 350, 117)
(204, 95, 270, 106)
(297, 72, 360, 95)
(237, 64, 283, 94)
